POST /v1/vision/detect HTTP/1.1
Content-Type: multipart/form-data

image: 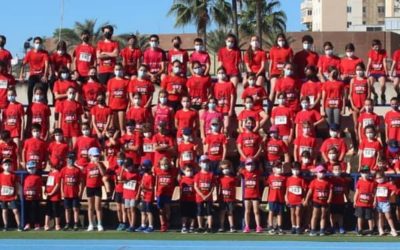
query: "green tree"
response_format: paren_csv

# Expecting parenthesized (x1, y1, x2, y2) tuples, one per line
(168, 0, 232, 46)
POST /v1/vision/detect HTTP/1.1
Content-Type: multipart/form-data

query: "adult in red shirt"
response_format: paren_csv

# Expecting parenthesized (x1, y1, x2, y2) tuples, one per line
(161, 60, 187, 111)
(96, 25, 119, 85)
(268, 33, 293, 100)
(273, 62, 301, 112)
(189, 38, 211, 76)
(50, 40, 72, 79)
(271, 93, 294, 144)
(73, 30, 96, 81)
(0, 61, 16, 110)
(340, 43, 363, 84)
(143, 34, 166, 84)
(385, 97, 400, 141)
(217, 34, 241, 87)
(317, 41, 340, 82)
(3, 89, 24, 146)
(22, 124, 47, 170)
(48, 129, 69, 169)
(82, 67, 106, 111)
(128, 64, 155, 109)
(167, 36, 189, 75)
(0, 35, 12, 73)
(120, 34, 142, 78)
(295, 96, 323, 138)
(366, 39, 388, 105)
(293, 35, 318, 80)
(300, 66, 322, 110)
(26, 85, 51, 139)
(186, 61, 212, 110)
(244, 36, 267, 87)
(19, 36, 49, 104)
(359, 125, 382, 171)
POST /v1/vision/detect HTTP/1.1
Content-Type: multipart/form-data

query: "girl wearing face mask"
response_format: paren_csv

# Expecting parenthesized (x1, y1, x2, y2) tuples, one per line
(244, 36, 266, 87)
(186, 61, 212, 111)
(129, 64, 154, 109)
(51, 40, 72, 78)
(152, 90, 174, 132)
(96, 25, 119, 85)
(266, 165, 287, 235)
(217, 34, 241, 87)
(120, 34, 142, 79)
(293, 122, 316, 162)
(141, 125, 155, 164)
(321, 66, 346, 127)
(161, 60, 187, 112)
(293, 35, 319, 80)
(328, 164, 350, 235)
(0, 159, 21, 231)
(303, 166, 332, 236)
(204, 119, 227, 171)
(200, 97, 224, 141)
(358, 125, 382, 172)
(174, 96, 199, 142)
(152, 122, 175, 168)
(179, 165, 196, 233)
(82, 67, 106, 111)
(121, 120, 142, 168)
(189, 38, 210, 76)
(353, 166, 376, 236)
(273, 62, 301, 113)
(238, 96, 261, 133)
(218, 160, 237, 233)
(26, 85, 51, 140)
(271, 93, 294, 145)
(22, 123, 46, 171)
(366, 39, 387, 105)
(357, 99, 380, 142)
(143, 34, 166, 84)
(177, 128, 197, 169)
(44, 159, 62, 231)
(325, 147, 348, 174)
(317, 41, 340, 82)
(91, 93, 113, 139)
(340, 43, 363, 84)
(103, 129, 121, 172)
(167, 36, 188, 76)
(264, 126, 290, 169)
(48, 129, 69, 169)
(294, 96, 324, 138)
(299, 151, 314, 174)
(126, 93, 150, 130)
(300, 66, 322, 110)
(242, 73, 269, 112)
(213, 67, 236, 136)
(237, 117, 262, 165)
(107, 63, 129, 134)
(23, 161, 43, 231)
(54, 66, 79, 106)
(285, 163, 306, 235)
(268, 33, 293, 101)
(73, 122, 101, 168)
(385, 97, 400, 142)
(3, 88, 24, 150)
(239, 159, 263, 233)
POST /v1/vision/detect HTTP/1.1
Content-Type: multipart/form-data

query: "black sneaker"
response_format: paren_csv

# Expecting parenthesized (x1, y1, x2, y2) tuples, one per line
(204, 228, 212, 234)
(73, 224, 79, 231)
(63, 224, 70, 231)
(356, 230, 363, 236)
(291, 227, 296, 234)
(295, 227, 301, 235)
(196, 228, 205, 233)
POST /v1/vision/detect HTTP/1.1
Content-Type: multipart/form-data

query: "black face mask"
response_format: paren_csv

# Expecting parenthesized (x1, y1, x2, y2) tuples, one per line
(82, 37, 89, 43)
(173, 43, 180, 49)
(104, 32, 112, 40)
(0, 41, 5, 48)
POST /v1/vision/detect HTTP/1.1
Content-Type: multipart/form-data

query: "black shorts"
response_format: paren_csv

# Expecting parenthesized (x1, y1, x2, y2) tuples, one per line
(330, 204, 345, 215)
(269, 202, 284, 214)
(197, 201, 213, 217)
(312, 202, 328, 208)
(354, 207, 374, 220)
(180, 201, 197, 218)
(98, 72, 114, 85)
(140, 201, 153, 213)
(46, 200, 62, 217)
(86, 187, 102, 198)
(114, 192, 124, 204)
(64, 198, 80, 209)
(220, 201, 235, 214)
(1, 200, 18, 210)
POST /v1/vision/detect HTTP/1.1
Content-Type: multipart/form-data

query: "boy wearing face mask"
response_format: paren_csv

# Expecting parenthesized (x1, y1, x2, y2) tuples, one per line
(54, 67, 79, 106)
(273, 62, 301, 113)
(126, 93, 151, 130)
(154, 157, 178, 232)
(285, 163, 306, 235)
(73, 122, 101, 168)
(385, 97, 400, 142)
(73, 30, 96, 82)
(177, 128, 197, 170)
(141, 125, 155, 164)
(239, 158, 263, 233)
(179, 165, 196, 233)
(237, 117, 262, 166)
(121, 158, 141, 232)
(320, 124, 347, 162)
(218, 160, 237, 233)
(300, 66, 322, 110)
(120, 34, 142, 79)
(303, 165, 332, 236)
(26, 85, 51, 140)
(0, 131, 18, 171)
(300, 151, 315, 174)
(293, 122, 316, 162)
(194, 155, 215, 233)
(189, 38, 211, 76)
(271, 92, 294, 145)
(366, 39, 387, 105)
(357, 98, 380, 142)
(175, 96, 199, 140)
(374, 171, 398, 236)
(242, 73, 268, 112)
(3, 88, 24, 150)
(328, 164, 350, 234)
(294, 96, 323, 138)
(264, 126, 289, 171)
(143, 34, 166, 84)
(120, 120, 142, 168)
(136, 160, 155, 233)
(44, 160, 62, 231)
(128, 64, 154, 109)
(161, 60, 188, 111)
(353, 166, 376, 236)
(0, 159, 21, 231)
(152, 90, 175, 132)
(200, 98, 224, 141)
(217, 34, 241, 87)
(204, 118, 227, 173)
(167, 36, 188, 76)
(266, 164, 287, 235)
(325, 147, 348, 173)
(317, 41, 340, 82)
(186, 61, 212, 111)
(91, 93, 112, 139)
(359, 125, 382, 172)
(293, 35, 319, 80)
(22, 123, 47, 171)
(238, 96, 261, 133)
(96, 25, 119, 85)
(82, 67, 105, 109)
(23, 161, 43, 230)
(152, 121, 175, 168)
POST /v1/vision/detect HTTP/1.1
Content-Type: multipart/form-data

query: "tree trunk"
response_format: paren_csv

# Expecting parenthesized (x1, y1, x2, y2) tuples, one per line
(232, 0, 239, 41)
(256, 0, 262, 48)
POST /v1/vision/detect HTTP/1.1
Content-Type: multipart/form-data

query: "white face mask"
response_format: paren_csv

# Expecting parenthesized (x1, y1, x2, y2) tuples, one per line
(356, 70, 364, 77)
(3, 164, 11, 172)
(366, 132, 375, 139)
(208, 103, 216, 110)
(317, 172, 325, 179)
(376, 178, 384, 184)
(67, 93, 75, 100)
(328, 154, 337, 161)
(303, 128, 310, 135)
(32, 131, 40, 138)
(303, 43, 311, 50)
(33, 43, 41, 50)
(55, 135, 63, 141)
(245, 103, 253, 110)
(346, 52, 354, 58)
(160, 164, 169, 170)
(184, 171, 193, 177)
(159, 97, 167, 104)
(329, 131, 338, 138)
(222, 169, 230, 175)
(182, 135, 190, 141)
(193, 67, 203, 75)
(291, 169, 300, 176)
(200, 162, 209, 171)
(173, 67, 180, 74)
(57, 50, 64, 55)
(325, 49, 333, 56)
(245, 164, 254, 172)
(27, 168, 36, 174)
(250, 41, 259, 49)
(332, 170, 341, 177)
(211, 124, 219, 132)
(60, 73, 69, 80)
(284, 69, 292, 77)
(133, 98, 141, 106)
(277, 41, 285, 47)
(301, 102, 309, 110)
(217, 73, 226, 81)
(194, 45, 204, 52)
(226, 41, 234, 48)
(149, 41, 158, 48)
(248, 80, 255, 86)
(7, 95, 16, 102)
(143, 132, 151, 138)
(82, 130, 90, 136)
(34, 94, 43, 102)
(138, 70, 146, 78)
(274, 168, 282, 175)
(302, 157, 310, 164)
(114, 70, 123, 77)
(361, 173, 368, 179)
(277, 98, 285, 105)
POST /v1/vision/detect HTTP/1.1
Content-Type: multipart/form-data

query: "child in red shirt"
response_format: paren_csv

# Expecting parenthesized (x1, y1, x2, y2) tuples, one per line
(329, 164, 350, 234)
(44, 164, 62, 231)
(141, 125, 154, 164)
(136, 160, 155, 233)
(204, 118, 227, 173)
(26, 85, 51, 140)
(179, 166, 196, 233)
(218, 160, 237, 233)
(128, 64, 154, 109)
(48, 129, 69, 170)
(90, 93, 113, 139)
(271, 92, 294, 145)
(108, 152, 126, 231)
(120, 120, 142, 167)
(126, 93, 151, 130)
(304, 165, 332, 236)
(186, 61, 212, 110)
(375, 171, 397, 236)
(359, 125, 382, 171)
(161, 60, 187, 111)
(366, 39, 387, 104)
(3, 88, 24, 149)
(23, 161, 43, 230)
(0, 159, 21, 231)
(73, 122, 101, 168)
(237, 117, 262, 165)
(178, 128, 198, 169)
(22, 123, 47, 170)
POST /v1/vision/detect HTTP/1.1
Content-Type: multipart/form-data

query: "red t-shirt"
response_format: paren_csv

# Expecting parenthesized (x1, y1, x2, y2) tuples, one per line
(175, 109, 198, 132)
(241, 86, 268, 112)
(322, 80, 345, 109)
(60, 166, 82, 198)
(320, 137, 347, 158)
(266, 174, 286, 202)
(317, 55, 341, 76)
(375, 181, 396, 203)
(194, 171, 215, 203)
(152, 133, 175, 165)
(189, 51, 210, 67)
(107, 77, 129, 110)
(3, 102, 24, 138)
(154, 167, 178, 197)
(275, 76, 301, 112)
(23, 50, 49, 75)
(143, 48, 165, 74)
(0, 173, 17, 201)
(90, 105, 112, 133)
(23, 137, 47, 170)
(358, 111, 380, 141)
(50, 52, 72, 73)
(126, 106, 151, 129)
(48, 141, 69, 168)
(355, 179, 376, 208)
(180, 176, 195, 202)
(264, 138, 288, 162)
(167, 49, 189, 74)
(178, 142, 197, 167)
(128, 78, 155, 106)
(240, 168, 261, 199)
(368, 49, 387, 74)
(82, 81, 106, 108)
(120, 132, 142, 165)
(238, 109, 261, 123)
(74, 136, 101, 166)
(105, 139, 121, 169)
(0, 49, 12, 68)
(24, 174, 43, 200)
(300, 81, 322, 107)
(0, 141, 18, 170)
(237, 131, 262, 161)
(294, 109, 322, 137)
(359, 139, 382, 168)
(73, 43, 96, 77)
(120, 47, 142, 75)
(205, 133, 227, 161)
(213, 81, 236, 113)
(56, 100, 83, 136)
(269, 46, 294, 75)
(293, 50, 319, 79)
(141, 136, 154, 164)
(0, 73, 16, 109)
(294, 136, 316, 160)
(186, 75, 212, 106)
(286, 176, 306, 205)
(26, 102, 51, 138)
(308, 178, 332, 205)
(84, 162, 104, 188)
(97, 40, 119, 73)
(140, 173, 155, 202)
(244, 49, 267, 73)
(45, 170, 61, 201)
(271, 106, 294, 136)
(385, 110, 400, 141)
(122, 171, 141, 199)
(161, 75, 187, 102)
(217, 47, 242, 75)
(219, 175, 237, 202)
(340, 57, 363, 76)
(350, 77, 368, 108)
(392, 49, 400, 75)
(329, 176, 349, 204)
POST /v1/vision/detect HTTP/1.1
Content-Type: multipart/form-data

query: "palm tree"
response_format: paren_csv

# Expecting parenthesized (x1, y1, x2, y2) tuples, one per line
(168, 0, 232, 46)
(239, 0, 286, 48)
(231, 0, 243, 41)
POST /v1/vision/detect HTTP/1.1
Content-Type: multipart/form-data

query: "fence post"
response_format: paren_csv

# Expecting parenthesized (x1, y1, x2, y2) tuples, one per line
(17, 171, 26, 229)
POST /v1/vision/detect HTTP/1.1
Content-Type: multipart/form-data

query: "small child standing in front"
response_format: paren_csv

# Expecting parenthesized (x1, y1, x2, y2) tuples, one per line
(44, 163, 62, 231)
(218, 160, 237, 233)
(136, 160, 155, 233)
(179, 166, 196, 233)
(23, 161, 43, 230)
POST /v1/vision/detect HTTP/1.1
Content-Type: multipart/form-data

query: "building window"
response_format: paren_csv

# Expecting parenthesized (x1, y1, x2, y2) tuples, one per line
(378, 6, 385, 14)
(347, 21, 352, 28)
(363, 21, 366, 25)
(347, 6, 352, 13)
(363, 6, 366, 13)
(307, 10, 312, 16)
(367, 26, 383, 31)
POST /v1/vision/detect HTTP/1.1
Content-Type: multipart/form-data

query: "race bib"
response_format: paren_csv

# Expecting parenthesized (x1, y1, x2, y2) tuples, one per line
(391, 119, 400, 127)
(372, 63, 382, 70)
(308, 96, 315, 105)
(89, 169, 99, 177)
(0, 80, 8, 89)
(355, 85, 365, 94)
(123, 180, 137, 191)
(222, 189, 231, 196)
(46, 176, 55, 186)
(113, 90, 124, 98)
(359, 193, 370, 203)
(245, 180, 256, 188)
(317, 190, 328, 200)
(182, 151, 193, 161)
(7, 118, 16, 126)
(275, 116, 287, 125)
(79, 52, 92, 62)
(376, 187, 388, 197)
(143, 144, 154, 153)
(299, 146, 312, 155)
(276, 63, 285, 70)
(288, 186, 302, 195)
(210, 145, 220, 155)
(363, 148, 375, 158)
(32, 117, 42, 123)
(328, 99, 339, 108)
(362, 119, 373, 128)
(1, 186, 14, 196)
(171, 54, 183, 63)
(65, 114, 76, 123)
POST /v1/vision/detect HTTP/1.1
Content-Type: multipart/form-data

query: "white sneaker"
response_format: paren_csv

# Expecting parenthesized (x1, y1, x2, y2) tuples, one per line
(97, 225, 104, 232)
(87, 225, 94, 232)
(391, 230, 398, 237)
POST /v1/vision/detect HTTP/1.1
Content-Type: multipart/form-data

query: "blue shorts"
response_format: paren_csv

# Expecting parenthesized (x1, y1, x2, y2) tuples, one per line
(64, 198, 80, 209)
(140, 201, 153, 213)
(156, 195, 172, 209)
(369, 73, 386, 81)
(269, 202, 284, 214)
(1, 200, 18, 210)
(376, 201, 391, 213)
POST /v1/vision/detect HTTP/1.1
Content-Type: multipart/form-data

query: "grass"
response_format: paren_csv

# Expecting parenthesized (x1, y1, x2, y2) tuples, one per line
(1, 230, 400, 242)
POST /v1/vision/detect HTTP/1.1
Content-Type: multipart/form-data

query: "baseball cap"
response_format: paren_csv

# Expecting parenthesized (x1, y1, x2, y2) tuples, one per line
(269, 125, 279, 133)
(315, 165, 326, 173)
(388, 139, 399, 153)
(142, 159, 153, 167)
(199, 155, 209, 162)
(182, 128, 192, 136)
(88, 147, 100, 156)
(26, 161, 37, 169)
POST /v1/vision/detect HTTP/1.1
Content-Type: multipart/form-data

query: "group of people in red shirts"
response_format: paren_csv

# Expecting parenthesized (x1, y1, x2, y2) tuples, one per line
(1, 26, 400, 236)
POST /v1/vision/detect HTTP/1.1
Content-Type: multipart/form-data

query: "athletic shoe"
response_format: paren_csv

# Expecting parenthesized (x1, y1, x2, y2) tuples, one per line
(295, 228, 301, 235)
(116, 223, 123, 231)
(309, 230, 317, 236)
(356, 230, 363, 236)
(268, 228, 276, 235)
(189, 227, 195, 233)
(230, 228, 237, 233)
(291, 227, 296, 234)
(204, 228, 212, 234)
(135, 226, 147, 232)
(17, 226, 23, 232)
(339, 228, 345, 234)
(196, 228, 205, 233)
(160, 224, 168, 232)
(24, 224, 31, 231)
(3, 227, 8, 232)
(73, 224, 79, 231)
(256, 226, 263, 233)
(126, 226, 135, 232)
(87, 225, 94, 232)
(63, 224, 70, 231)
(243, 226, 250, 233)
(181, 227, 188, 234)
(120, 224, 127, 231)
(278, 228, 284, 235)
(34, 224, 40, 231)
(218, 228, 225, 233)
(391, 230, 398, 237)
(319, 229, 325, 236)
(143, 226, 154, 233)
(97, 225, 104, 232)
(365, 230, 373, 236)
